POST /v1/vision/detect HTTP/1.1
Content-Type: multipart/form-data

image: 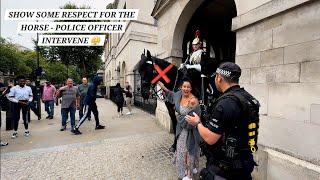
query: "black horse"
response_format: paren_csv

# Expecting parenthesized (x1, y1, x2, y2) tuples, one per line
(136, 50, 221, 151)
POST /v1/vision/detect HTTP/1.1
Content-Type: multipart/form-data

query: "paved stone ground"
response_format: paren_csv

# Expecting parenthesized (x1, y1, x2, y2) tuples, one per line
(1, 132, 177, 179)
(0, 99, 205, 179)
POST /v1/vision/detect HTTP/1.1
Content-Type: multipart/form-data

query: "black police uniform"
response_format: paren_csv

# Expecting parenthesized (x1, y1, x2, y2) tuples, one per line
(202, 85, 256, 180)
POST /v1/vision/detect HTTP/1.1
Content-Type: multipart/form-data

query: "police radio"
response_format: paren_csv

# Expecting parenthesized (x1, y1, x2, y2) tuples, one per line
(226, 137, 239, 159)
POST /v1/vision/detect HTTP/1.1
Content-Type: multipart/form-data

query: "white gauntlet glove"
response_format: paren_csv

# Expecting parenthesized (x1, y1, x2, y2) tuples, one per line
(186, 64, 201, 72)
(179, 63, 185, 69)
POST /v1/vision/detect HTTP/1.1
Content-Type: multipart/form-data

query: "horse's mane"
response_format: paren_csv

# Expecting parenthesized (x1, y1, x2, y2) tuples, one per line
(151, 56, 173, 68)
(135, 53, 175, 73)
(135, 53, 148, 71)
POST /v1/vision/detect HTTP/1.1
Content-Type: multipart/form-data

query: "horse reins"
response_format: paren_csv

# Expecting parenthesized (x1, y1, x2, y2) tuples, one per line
(146, 60, 180, 101)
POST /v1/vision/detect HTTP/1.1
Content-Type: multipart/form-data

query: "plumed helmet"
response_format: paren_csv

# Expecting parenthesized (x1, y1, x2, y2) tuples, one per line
(192, 30, 201, 45)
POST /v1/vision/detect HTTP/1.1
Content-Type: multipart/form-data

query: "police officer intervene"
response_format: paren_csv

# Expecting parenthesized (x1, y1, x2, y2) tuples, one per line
(186, 62, 260, 180)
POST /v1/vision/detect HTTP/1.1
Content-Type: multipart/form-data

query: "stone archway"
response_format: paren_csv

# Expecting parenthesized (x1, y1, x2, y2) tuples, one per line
(154, 0, 237, 65)
(153, 0, 238, 132)
(171, 0, 206, 58)
(183, 0, 237, 62)
(174, 0, 237, 63)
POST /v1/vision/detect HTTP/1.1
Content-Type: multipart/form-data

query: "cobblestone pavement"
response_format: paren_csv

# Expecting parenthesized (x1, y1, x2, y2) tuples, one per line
(1, 132, 178, 179)
(0, 99, 205, 179)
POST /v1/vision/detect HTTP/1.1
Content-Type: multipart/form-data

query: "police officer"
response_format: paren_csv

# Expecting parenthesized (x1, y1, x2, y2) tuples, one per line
(186, 62, 260, 180)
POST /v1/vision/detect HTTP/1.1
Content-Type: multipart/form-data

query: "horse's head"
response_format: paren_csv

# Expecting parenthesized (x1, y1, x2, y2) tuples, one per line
(137, 50, 154, 100)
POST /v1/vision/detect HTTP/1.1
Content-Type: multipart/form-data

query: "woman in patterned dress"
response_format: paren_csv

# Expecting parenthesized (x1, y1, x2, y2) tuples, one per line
(158, 79, 201, 180)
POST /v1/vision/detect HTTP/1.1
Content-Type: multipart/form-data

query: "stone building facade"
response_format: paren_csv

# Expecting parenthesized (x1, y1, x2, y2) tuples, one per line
(105, 0, 320, 178)
(104, 0, 157, 91)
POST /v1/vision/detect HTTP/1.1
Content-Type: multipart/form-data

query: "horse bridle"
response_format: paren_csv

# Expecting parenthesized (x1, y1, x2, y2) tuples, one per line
(145, 60, 181, 101)
(146, 60, 215, 104)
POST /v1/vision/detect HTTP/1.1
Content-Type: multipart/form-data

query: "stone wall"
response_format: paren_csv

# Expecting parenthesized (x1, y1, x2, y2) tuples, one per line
(235, 0, 320, 178)
(153, 0, 320, 179)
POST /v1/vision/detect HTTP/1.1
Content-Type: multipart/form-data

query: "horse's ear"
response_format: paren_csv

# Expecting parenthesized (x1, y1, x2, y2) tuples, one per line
(143, 49, 145, 55)
(147, 50, 151, 59)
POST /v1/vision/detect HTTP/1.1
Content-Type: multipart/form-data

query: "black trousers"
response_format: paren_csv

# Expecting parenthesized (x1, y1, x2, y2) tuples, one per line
(12, 102, 29, 131)
(76, 102, 100, 129)
(200, 159, 254, 180)
(116, 101, 123, 113)
(30, 101, 39, 115)
(28, 101, 39, 122)
(79, 102, 91, 120)
(165, 101, 178, 150)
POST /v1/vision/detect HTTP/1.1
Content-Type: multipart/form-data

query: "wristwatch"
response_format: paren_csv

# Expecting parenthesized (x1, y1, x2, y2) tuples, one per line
(195, 121, 201, 129)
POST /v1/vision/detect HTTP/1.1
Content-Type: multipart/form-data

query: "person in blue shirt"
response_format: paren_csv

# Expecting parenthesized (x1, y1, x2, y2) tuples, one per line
(73, 76, 105, 135)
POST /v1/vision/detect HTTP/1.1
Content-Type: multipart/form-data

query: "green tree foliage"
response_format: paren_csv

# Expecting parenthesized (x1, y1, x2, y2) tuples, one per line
(43, 61, 80, 84)
(0, 37, 32, 76)
(39, 3, 104, 79)
(106, 0, 119, 9)
(0, 37, 80, 84)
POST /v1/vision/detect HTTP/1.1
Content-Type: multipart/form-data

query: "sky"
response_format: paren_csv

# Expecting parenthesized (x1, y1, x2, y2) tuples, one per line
(1, 0, 114, 50)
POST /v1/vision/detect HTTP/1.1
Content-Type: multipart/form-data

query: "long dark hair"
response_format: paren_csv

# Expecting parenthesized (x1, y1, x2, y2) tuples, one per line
(180, 77, 193, 88)
(180, 77, 198, 97)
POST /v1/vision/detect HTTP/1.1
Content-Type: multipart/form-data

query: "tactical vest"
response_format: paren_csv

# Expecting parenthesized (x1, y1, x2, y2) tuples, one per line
(205, 88, 260, 164)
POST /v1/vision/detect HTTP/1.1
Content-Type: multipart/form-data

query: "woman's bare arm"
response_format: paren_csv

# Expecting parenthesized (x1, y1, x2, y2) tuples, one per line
(158, 81, 169, 92)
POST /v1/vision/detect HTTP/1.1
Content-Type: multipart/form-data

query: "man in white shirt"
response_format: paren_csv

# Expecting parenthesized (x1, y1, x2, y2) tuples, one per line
(8, 76, 33, 139)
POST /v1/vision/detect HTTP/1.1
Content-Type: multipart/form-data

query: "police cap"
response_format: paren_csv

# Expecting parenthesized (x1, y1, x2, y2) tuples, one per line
(215, 62, 241, 80)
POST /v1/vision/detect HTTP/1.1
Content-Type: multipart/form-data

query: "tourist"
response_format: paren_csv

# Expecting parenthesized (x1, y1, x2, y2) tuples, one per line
(8, 76, 33, 139)
(78, 77, 91, 120)
(26, 78, 40, 120)
(56, 78, 80, 132)
(0, 81, 8, 146)
(124, 81, 133, 115)
(42, 80, 56, 119)
(114, 83, 124, 117)
(73, 76, 105, 135)
(158, 79, 201, 180)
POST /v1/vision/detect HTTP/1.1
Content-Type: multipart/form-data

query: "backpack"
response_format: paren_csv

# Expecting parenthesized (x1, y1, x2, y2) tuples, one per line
(216, 88, 260, 154)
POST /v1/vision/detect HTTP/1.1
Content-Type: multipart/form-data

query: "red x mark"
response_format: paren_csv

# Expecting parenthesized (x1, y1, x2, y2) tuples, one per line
(151, 64, 174, 84)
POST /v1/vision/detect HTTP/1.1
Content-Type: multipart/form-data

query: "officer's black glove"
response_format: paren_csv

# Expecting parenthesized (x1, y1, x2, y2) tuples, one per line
(199, 167, 215, 180)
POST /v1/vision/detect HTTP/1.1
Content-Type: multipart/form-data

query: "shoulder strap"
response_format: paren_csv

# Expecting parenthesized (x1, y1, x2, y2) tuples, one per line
(215, 89, 258, 113)
(230, 92, 249, 113)
(214, 90, 243, 109)
(232, 90, 260, 112)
